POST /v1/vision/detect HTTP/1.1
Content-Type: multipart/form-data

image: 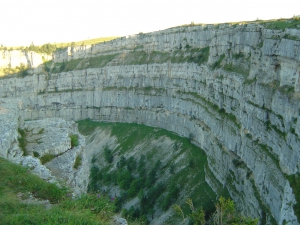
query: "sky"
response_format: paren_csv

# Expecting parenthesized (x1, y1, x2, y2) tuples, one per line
(0, 0, 299, 47)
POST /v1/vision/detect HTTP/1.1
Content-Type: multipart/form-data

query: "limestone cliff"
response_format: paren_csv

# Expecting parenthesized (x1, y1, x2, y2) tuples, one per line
(0, 99, 88, 195)
(0, 50, 51, 76)
(0, 19, 300, 224)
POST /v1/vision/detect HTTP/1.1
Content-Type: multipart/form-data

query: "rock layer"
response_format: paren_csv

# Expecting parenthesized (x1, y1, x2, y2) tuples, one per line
(0, 21, 300, 224)
(0, 99, 88, 194)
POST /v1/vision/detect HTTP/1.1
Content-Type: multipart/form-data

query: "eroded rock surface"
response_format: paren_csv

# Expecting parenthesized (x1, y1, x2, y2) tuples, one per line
(0, 100, 88, 195)
(0, 22, 300, 224)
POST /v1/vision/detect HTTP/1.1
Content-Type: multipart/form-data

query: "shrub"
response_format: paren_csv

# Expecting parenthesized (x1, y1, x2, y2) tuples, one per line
(173, 197, 258, 225)
(59, 62, 66, 72)
(104, 147, 113, 163)
(128, 178, 145, 197)
(287, 174, 300, 222)
(91, 155, 97, 163)
(211, 54, 225, 69)
(117, 156, 126, 168)
(126, 156, 137, 171)
(38, 128, 44, 134)
(117, 170, 134, 190)
(18, 128, 28, 156)
(33, 151, 40, 157)
(189, 159, 196, 169)
(74, 155, 82, 169)
(293, 15, 300, 20)
(115, 192, 128, 212)
(69, 134, 79, 148)
(161, 184, 180, 211)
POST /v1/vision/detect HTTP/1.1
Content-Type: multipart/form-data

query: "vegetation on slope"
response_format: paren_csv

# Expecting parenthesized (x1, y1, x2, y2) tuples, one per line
(47, 46, 210, 73)
(0, 63, 30, 78)
(287, 174, 300, 221)
(18, 128, 28, 156)
(174, 197, 258, 225)
(69, 134, 79, 148)
(1, 17, 300, 79)
(0, 156, 116, 225)
(0, 36, 118, 54)
(174, 16, 300, 30)
(77, 119, 229, 224)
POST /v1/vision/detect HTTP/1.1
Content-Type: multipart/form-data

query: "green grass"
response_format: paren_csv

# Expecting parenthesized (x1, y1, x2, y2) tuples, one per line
(33, 151, 40, 157)
(278, 85, 295, 97)
(18, 128, 28, 156)
(38, 128, 44, 134)
(88, 54, 119, 68)
(62, 58, 82, 72)
(69, 134, 79, 148)
(77, 119, 103, 135)
(69, 36, 119, 46)
(262, 18, 300, 30)
(0, 156, 116, 224)
(184, 46, 210, 65)
(0, 157, 68, 203)
(49, 46, 210, 74)
(243, 77, 257, 85)
(40, 153, 56, 164)
(249, 178, 277, 225)
(77, 120, 223, 223)
(283, 34, 299, 41)
(0, 66, 30, 78)
(102, 86, 166, 96)
(170, 47, 210, 65)
(50, 54, 119, 73)
(176, 90, 241, 129)
(166, 17, 300, 31)
(265, 121, 287, 140)
(223, 63, 249, 76)
(233, 52, 244, 60)
(211, 54, 225, 69)
(287, 174, 300, 221)
(74, 155, 82, 169)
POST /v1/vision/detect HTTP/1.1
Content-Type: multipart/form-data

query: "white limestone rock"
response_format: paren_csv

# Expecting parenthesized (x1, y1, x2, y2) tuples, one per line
(23, 118, 74, 157)
(21, 117, 89, 194)
(0, 99, 23, 162)
(0, 22, 300, 224)
(21, 156, 56, 183)
(0, 50, 51, 70)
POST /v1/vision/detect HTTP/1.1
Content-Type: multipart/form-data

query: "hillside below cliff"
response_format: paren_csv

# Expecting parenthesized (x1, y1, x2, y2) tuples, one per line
(0, 18, 300, 225)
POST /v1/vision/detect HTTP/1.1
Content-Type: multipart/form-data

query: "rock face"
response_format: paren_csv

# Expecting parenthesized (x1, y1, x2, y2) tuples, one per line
(0, 50, 51, 69)
(22, 118, 89, 195)
(0, 99, 88, 195)
(0, 21, 300, 224)
(0, 99, 23, 161)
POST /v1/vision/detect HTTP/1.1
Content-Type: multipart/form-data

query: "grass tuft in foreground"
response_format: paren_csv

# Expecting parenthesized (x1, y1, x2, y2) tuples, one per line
(0, 157, 67, 204)
(0, 157, 116, 225)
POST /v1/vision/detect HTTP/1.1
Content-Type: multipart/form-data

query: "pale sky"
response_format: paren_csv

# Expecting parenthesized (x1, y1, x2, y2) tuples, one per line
(0, 0, 299, 46)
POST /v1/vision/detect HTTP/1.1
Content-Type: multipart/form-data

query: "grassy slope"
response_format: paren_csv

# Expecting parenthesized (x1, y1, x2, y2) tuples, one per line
(77, 120, 229, 224)
(46, 46, 210, 74)
(0, 157, 115, 225)
(175, 17, 300, 30)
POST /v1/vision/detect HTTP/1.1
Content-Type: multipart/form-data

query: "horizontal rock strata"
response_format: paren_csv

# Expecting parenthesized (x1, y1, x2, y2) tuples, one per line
(1, 21, 300, 224)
